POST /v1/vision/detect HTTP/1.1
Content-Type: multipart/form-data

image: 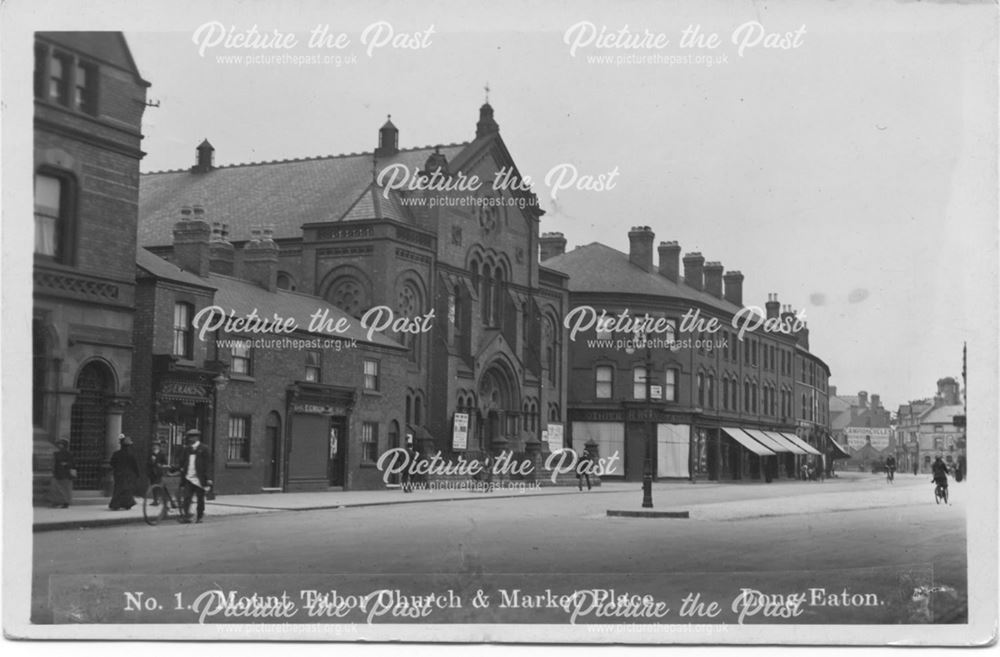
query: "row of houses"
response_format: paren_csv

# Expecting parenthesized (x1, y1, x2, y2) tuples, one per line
(32, 32, 835, 500)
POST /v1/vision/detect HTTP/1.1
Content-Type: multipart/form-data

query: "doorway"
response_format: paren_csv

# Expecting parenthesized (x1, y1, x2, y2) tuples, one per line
(265, 411, 282, 488)
(328, 417, 347, 486)
(69, 362, 113, 490)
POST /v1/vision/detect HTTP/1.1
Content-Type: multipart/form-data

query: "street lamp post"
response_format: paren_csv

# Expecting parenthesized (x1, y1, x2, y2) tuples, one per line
(643, 341, 654, 508)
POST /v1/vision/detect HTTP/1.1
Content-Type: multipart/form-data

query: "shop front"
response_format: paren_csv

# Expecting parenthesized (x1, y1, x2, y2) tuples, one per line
(285, 383, 355, 492)
(152, 363, 217, 470)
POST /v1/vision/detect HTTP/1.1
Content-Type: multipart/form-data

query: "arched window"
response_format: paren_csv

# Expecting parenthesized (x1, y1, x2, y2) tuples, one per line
(328, 276, 368, 318)
(482, 267, 493, 323)
(697, 373, 705, 407)
(707, 375, 715, 409)
(493, 266, 504, 324)
(397, 282, 421, 362)
(405, 395, 412, 425)
(414, 395, 422, 426)
(744, 381, 751, 411)
(276, 271, 296, 291)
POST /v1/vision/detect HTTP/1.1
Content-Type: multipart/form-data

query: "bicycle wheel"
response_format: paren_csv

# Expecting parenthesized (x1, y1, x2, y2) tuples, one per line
(143, 485, 169, 525)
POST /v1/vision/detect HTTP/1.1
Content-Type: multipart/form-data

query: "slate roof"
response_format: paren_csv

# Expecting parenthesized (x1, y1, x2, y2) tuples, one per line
(138, 143, 468, 247)
(136, 247, 216, 290)
(137, 249, 403, 350)
(543, 242, 743, 315)
(919, 404, 963, 425)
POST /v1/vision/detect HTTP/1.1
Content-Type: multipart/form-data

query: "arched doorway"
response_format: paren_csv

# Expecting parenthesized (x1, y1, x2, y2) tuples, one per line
(69, 361, 114, 490)
(477, 363, 519, 450)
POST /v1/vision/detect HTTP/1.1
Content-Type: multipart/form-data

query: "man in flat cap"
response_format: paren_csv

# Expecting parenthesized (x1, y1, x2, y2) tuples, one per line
(176, 429, 213, 523)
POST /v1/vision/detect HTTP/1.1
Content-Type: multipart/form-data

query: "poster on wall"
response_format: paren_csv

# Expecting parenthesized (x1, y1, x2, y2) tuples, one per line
(546, 422, 564, 453)
(452, 412, 469, 451)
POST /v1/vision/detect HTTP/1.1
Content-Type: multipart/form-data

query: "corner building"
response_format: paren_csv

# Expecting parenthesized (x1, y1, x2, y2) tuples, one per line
(542, 226, 832, 481)
(138, 104, 569, 487)
(32, 33, 149, 500)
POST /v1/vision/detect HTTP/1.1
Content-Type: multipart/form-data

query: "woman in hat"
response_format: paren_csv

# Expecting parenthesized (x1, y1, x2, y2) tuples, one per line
(49, 438, 75, 508)
(109, 434, 140, 511)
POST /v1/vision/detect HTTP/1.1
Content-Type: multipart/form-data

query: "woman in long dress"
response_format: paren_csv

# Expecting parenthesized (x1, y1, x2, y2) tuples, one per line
(109, 435, 140, 510)
(49, 438, 74, 508)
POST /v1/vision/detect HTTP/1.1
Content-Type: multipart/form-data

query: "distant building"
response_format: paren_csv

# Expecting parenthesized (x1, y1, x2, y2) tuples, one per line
(828, 388, 893, 469)
(32, 32, 149, 500)
(895, 377, 964, 474)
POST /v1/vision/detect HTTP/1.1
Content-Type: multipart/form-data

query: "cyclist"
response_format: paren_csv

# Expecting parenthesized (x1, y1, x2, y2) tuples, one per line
(885, 454, 896, 482)
(931, 455, 950, 496)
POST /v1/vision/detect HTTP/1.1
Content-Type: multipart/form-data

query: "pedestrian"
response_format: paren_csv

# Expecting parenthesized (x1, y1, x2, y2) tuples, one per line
(176, 429, 213, 523)
(577, 447, 593, 491)
(146, 440, 168, 505)
(913, 461, 919, 477)
(49, 438, 75, 508)
(109, 434, 140, 510)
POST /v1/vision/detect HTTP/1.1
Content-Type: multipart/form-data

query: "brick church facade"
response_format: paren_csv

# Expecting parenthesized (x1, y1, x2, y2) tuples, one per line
(137, 104, 570, 492)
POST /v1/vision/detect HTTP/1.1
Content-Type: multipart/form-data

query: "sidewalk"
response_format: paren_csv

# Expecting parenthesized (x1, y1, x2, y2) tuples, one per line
(33, 480, 665, 532)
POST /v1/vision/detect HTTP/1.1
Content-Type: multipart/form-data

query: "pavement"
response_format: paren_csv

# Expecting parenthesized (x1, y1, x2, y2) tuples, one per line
(32, 471, 918, 531)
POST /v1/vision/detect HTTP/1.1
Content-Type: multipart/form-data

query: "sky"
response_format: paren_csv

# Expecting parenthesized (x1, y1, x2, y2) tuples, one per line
(34, 0, 994, 410)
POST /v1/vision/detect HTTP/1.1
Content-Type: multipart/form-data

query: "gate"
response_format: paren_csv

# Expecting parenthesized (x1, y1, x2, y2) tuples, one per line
(69, 362, 112, 490)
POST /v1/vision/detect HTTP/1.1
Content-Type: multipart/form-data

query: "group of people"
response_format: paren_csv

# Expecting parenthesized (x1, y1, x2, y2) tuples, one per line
(49, 429, 213, 523)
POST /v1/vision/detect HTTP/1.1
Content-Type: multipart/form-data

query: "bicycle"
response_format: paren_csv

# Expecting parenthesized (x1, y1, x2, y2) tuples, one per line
(143, 472, 181, 525)
(934, 479, 949, 505)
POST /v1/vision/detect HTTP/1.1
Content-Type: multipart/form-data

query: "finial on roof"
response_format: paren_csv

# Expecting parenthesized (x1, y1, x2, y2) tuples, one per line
(484, 82, 490, 104)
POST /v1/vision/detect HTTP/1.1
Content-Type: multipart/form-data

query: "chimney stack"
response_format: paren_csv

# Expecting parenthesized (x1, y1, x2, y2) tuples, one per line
(539, 232, 567, 261)
(657, 241, 681, 282)
(766, 293, 780, 319)
(703, 261, 724, 298)
(723, 270, 744, 306)
(858, 391, 868, 409)
(627, 226, 655, 272)
(208, 221, 235, 275)
(242, 225, 279, 291)
(683, 252, 705, 291)
(172, 204, 211, 277)
(871, 393, 881, 409)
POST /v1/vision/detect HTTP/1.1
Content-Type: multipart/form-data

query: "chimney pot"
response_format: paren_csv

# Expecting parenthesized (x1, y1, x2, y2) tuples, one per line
(539, 232, 567, 261)
(172, 205, 212, 277)
(703, 261, 724, 298)
(723, 270, 744, 306)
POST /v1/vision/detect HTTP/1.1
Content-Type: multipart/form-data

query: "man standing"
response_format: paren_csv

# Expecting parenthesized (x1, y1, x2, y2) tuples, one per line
(177, 429, 213, 523)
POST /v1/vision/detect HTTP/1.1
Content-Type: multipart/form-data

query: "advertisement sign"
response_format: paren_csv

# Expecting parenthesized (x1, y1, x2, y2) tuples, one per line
(452, 412, 469, 451)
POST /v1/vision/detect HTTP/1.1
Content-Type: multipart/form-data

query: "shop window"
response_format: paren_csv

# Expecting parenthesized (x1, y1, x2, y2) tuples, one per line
(362, 422, 379, 463)
(304, 350, 321, 382)
(595, 366, 613, 399)
(227, 415, 251, 463)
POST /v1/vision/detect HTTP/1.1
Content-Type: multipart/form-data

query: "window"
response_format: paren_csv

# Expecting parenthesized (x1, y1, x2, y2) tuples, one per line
(744, 381, 751, 411)
(305, 350, 321, 382)
(595, 366, 613, 399)
(752, 382, 758, 413)
(722, 376, 729, 409)
(276, 272, 296, 291)
(744, 341, 750, 365)
(752, 340, 758, 366)
(363, 359, 379, 391)
(362, 422, 379, 463)
(75, 61, 97, 115)
(664, 368, 678, 402)
(633, 366, 648, 400)
(707, 375, 715, 409)
(697, 373, 705, 407)
(722, 331, 729, 360)
(227, 415, 251, 463)
(50, 52, 71, 105)
(231, 341, 251, 375)
(172, 303, 193, 358)
(34, 172, 73, 260)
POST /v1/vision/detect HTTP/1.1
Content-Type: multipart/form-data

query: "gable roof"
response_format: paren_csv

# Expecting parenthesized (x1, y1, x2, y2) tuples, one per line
(37, 32, 149, 87)
(543, 242, 742, 315)
(136, 247, 216, 290)
(919, 404, 963, 425)
(138, 143, 468, 246)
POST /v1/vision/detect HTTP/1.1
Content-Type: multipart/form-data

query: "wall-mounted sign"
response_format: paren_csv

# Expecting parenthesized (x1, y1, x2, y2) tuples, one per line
(160, 382, 208, 399)
(292, 402, 346, 416)
(546, 423, 563, 453)
(452, 412, 469, 450)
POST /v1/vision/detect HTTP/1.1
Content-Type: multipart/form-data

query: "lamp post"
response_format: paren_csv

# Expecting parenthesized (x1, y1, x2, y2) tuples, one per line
(626, 330, 654, 508)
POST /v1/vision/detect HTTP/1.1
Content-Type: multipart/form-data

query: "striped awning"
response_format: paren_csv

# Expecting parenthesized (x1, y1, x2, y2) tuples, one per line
(778, 432, 823, 456)
(743, 429, 793, 453)
(762, 431, 809, 455)
(721, 427, 775, 456)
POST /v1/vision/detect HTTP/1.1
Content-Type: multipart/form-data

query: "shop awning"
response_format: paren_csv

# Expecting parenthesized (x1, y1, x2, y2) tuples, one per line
(721, 427, 775, 456)
(827, 436, 851, 459)
(761, 431, 809, 455)
(743, 429, 793, 453)
(778, 432, 823, 456)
